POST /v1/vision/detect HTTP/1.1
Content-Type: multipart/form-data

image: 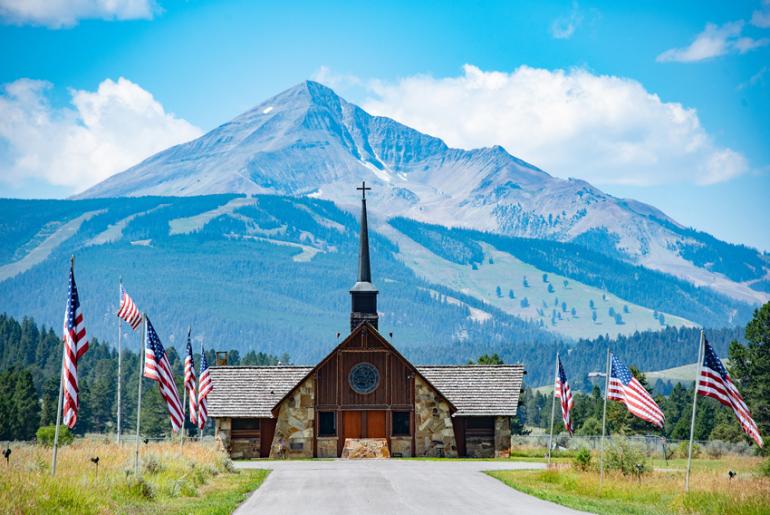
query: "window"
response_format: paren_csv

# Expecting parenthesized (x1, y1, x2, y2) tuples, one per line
(465, 416, 495, 436)
(319, 411, 336, 437)
(392, 411, 410, 436)
(231, 418, 260, 438)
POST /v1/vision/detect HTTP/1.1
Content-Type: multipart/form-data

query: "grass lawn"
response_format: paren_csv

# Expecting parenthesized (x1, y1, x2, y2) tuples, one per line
(487, 456, 769, 515)
(0, 439, 269, 514)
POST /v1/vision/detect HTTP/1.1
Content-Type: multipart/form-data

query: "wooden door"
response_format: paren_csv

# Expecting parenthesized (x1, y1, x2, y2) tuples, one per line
(260, 418, 276, 458)
(366, 411, 386, 438)
(343, 411, 363, 440)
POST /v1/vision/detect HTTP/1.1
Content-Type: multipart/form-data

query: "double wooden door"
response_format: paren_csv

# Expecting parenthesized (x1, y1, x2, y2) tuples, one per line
(340, 410, 387, 455)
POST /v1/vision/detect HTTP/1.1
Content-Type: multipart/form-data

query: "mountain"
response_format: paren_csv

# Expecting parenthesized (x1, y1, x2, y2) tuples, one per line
(0, 194, 751, 386)
(76, 81, 770, 306)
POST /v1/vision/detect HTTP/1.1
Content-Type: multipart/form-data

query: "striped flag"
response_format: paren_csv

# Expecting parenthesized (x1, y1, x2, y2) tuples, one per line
(184, 329, 198, 426)
(143, 317, 184, 431)
(554, 357, 574, 434)
(608, 354, 665, 428)
(697, 338, 763, 448)
(117, 284, 142, 330)
(62, 264, 89, 428)
(197, 346, 212, 430)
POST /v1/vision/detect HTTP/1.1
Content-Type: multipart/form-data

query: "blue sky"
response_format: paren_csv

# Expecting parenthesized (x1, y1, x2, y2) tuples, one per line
(0, 0, 768, 250)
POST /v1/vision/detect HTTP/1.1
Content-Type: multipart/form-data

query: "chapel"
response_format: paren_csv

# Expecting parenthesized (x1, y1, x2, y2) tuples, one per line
(208, 184, 525, 458)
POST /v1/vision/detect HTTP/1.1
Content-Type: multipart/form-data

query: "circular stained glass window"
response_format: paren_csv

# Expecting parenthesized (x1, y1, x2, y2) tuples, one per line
(348, 362, 380, 394)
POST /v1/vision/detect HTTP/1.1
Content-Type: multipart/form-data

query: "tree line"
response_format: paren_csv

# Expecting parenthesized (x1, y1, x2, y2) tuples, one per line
(0, 313, 286, 441)
(516, 302, 770, 452)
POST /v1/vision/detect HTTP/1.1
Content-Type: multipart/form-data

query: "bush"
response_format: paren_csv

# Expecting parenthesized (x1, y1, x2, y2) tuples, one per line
(573, 448, 592, 471)
(143, 454, 164, 475)
(125, 477, 155, 500)
(605, 440, 649, 476)
(677, 441, 700, 459)
(759, 458, 770, 477)
(35, 425, 73, 447)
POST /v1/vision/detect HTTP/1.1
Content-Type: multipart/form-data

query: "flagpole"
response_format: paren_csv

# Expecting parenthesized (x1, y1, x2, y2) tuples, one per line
(51, 255, 74, 476)
(599, 347, 611, 487)
(116, 277, 123, 444)
(199, 338, 204, 441)
(684, 330, 705, 492)
(547, 352, 559, 464)
(180, 386, 186, 448)
(134, 314, 146, 476)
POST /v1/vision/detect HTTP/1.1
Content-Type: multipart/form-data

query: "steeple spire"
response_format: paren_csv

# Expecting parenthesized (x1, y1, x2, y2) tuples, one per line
(357, 181, 372, 283)
(350, 181, 378, 331)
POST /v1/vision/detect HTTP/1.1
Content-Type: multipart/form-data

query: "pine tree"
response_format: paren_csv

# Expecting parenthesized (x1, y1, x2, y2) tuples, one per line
(729, 301, 770, 451)
(12, 368, 40, 440)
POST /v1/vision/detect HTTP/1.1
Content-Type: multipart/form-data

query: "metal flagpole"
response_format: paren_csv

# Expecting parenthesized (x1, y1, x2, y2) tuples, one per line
(134, 314, 146, 476)
(116, 278, 123, 444)
(199, 338, 204, 441)
(684, 330, 705, 492)
(599, 347, 611, 487)
(547, 352, 559, 464)
(180, 386, 186, 448)
(51, 255, 74, 476)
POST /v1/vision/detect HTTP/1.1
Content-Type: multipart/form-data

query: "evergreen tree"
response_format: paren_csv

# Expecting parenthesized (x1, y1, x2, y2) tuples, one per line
(729, 301, 770, 452)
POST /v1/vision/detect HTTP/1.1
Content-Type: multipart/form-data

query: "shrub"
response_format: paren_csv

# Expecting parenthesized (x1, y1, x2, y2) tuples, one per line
(677, 441, 700, 459)
(573, 448, 592, 471)
(761, 458, 770, 478)
(143, 454, 164, 475)
(125, 477, 155, 500)
(605, 440, 649, 476)
(35, 425, 73, 447)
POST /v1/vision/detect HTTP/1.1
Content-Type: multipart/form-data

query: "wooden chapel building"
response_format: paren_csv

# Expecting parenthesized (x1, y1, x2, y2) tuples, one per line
(208, 184, 525, 459)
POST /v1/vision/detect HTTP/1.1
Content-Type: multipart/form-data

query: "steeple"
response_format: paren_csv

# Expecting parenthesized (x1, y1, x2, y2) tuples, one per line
(350, 181, 379, 331)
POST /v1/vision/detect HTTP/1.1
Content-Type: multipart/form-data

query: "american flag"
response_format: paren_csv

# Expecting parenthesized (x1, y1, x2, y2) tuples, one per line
(197, 346, 212, 430)
(608, 354, 664, 428)
(62, 264, 89, 428)
(184, 328, 198, 426)
(143, 317, 184, 431)
(697, 338, 763, 447)
(116, 284, 142, 330)
(554, 356, 574, 434)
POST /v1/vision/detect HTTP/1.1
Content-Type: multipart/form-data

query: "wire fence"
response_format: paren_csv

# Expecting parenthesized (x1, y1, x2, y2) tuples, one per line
(511, 434, 756, 458)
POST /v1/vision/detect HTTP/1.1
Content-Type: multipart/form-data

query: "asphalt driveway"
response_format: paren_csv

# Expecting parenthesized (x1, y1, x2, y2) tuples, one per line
(234, 459, 587, 514)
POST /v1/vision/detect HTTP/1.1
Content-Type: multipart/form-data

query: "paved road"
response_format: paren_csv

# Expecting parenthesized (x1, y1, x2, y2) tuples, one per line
(234, 460, 587, 515)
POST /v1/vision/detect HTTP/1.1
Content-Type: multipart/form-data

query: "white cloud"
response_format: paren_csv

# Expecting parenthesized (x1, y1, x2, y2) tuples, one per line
(752, 0, 770, 28)
(0, 0, 158, 28)
(657, 21, 768, 63)
(0, 77, 202, 193)
(357, 64, 748, 186)
(550, 2, 583, 39)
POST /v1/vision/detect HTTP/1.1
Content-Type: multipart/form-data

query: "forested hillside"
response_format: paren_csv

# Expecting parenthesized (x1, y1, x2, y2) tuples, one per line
(0, 313, 284, 441)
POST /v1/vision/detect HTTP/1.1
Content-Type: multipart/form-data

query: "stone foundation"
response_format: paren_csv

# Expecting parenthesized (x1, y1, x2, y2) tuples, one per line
(215, 418, 231, 453)
(317, 437, 338, 458)
(230, 437, 260, 459)
(494, 416, 512, 458)
(414, 376, 458, 457)
(269, 377, 315, 458)
(390, 437, 412, 457)
(466, 436, 495, 458)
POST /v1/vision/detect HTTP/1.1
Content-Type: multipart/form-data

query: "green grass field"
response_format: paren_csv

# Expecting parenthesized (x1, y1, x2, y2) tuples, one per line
(0, 439, 269, 514)
(488, 455, 769, 515)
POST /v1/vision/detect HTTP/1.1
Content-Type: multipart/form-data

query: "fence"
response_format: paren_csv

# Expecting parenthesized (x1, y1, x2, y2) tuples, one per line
(510, 434, 755, 458)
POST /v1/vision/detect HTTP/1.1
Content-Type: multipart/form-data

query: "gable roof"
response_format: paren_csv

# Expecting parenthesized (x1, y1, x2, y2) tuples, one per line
(271, 322, 457, 413)
(416, 365, 525, 417)
(207, 366, 312, 418)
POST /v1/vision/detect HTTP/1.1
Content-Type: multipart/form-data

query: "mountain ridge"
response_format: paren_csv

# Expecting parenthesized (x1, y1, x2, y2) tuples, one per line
(75, 80, 770, 306)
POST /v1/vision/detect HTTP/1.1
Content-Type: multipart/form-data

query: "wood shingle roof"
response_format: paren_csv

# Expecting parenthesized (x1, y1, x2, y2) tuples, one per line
(416, 365, 525, 417)
(208, 363, 524, 419)
(207, 366, 312, 418)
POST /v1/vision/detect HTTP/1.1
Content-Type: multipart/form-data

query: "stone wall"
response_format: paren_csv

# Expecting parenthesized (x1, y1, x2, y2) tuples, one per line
(414, 376, 457, 457)
(269, 377, 315, 458)
(390, 437, 412, 457)
(317, 437, 337, 458)
(465, 435, 494, 458)
(215, 418, 231, 453)
(230, 437, 261, 459)
(494, 416, 512, 458)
